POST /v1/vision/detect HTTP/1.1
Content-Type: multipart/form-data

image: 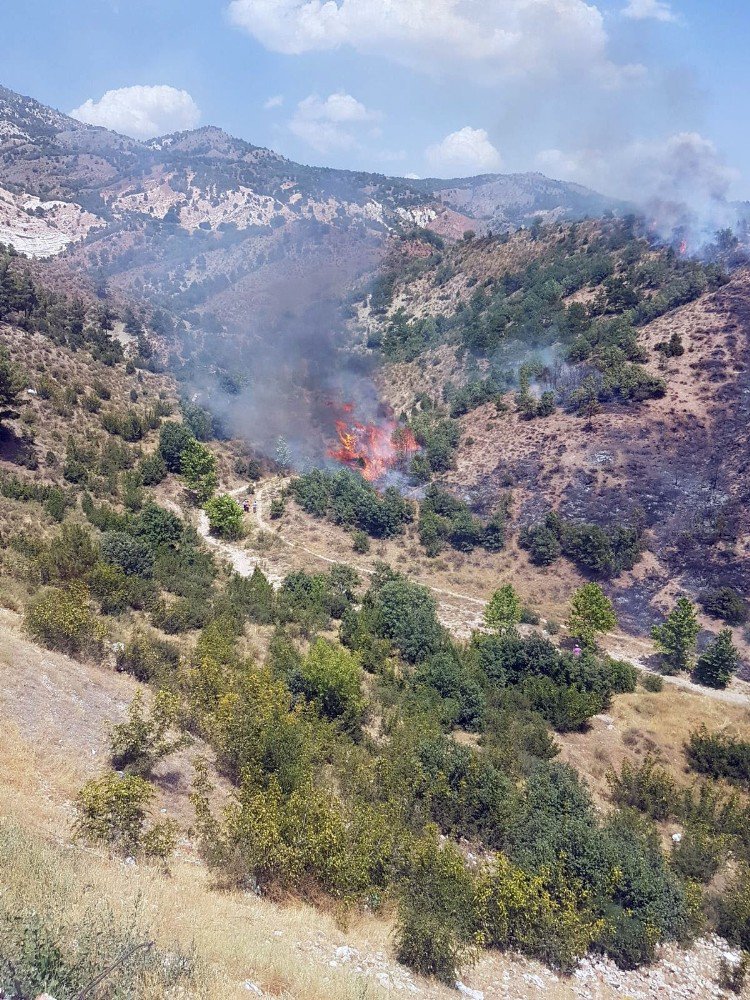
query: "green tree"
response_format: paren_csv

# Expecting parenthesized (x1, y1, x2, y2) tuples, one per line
(651, 597, 699, 673)
(158, 421, 194, 472)
(298, 638, 364, 733)
(692, 629, 739, 689)
(567, 583, 617, 649)
(0, 348, 25, 424)
(484, 584, 522, 634)
(204, 494, 245, 539)
(372, 576, 443, 663)
(180, 439, 217, 502)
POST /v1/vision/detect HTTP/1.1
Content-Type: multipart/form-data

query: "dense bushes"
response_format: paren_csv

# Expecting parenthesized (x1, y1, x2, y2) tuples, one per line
(418, 486, 510, 556)
(521, 511, 643, 577)
(0, 473, 72, 521)
(395, 833, 477, 983)
(25, 584, 105, 656)
(685, 727, 750, 787)
(291, 468, 414, 538)
(407, 410, 461, 480)
(699, 586, 748, 625)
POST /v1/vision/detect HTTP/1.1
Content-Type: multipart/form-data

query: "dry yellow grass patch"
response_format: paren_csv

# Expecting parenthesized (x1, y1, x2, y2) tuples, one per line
(556, 683, 750, 809)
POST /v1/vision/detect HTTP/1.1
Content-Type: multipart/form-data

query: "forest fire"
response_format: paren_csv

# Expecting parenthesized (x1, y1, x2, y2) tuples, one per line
(328, 405, 419, 482)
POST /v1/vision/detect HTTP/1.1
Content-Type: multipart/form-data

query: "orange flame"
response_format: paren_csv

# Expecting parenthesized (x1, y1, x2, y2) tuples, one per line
(328, 404, 419, 482)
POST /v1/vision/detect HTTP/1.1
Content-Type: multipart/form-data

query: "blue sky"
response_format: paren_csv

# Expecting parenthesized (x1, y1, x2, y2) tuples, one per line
(3, 0, 749, 200)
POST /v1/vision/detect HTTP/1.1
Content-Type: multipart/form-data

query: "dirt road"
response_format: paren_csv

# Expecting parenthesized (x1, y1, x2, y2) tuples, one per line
(193, 481, 749, 709)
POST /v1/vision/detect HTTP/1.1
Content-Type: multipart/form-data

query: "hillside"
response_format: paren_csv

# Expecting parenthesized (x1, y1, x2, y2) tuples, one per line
(343, 220, 749, 651)
(1, 85, 750, 1000)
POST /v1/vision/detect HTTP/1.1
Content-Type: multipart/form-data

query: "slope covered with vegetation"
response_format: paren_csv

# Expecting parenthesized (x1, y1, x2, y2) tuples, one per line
(1, 245, 750, 1000)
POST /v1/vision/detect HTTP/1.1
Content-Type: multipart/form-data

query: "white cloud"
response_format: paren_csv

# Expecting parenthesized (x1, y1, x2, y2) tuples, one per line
(70, 85, 200, 139)
(288, 92, 381, 152)
(622, 0, 677, 22)
(426, 127, 502, 177)
(228, 0, 639, 86)
(264, 94, 285, 109)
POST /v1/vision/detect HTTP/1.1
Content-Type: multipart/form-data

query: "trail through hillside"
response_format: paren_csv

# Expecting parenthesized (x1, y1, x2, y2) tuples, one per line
(192, 480, 748, 709)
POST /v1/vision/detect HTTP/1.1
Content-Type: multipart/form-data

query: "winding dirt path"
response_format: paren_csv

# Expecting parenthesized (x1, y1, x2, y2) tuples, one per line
(193, 481, 749, 708)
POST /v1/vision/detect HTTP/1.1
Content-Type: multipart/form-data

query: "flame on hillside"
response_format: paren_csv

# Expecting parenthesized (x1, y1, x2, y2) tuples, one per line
(327, 403, 419, 482)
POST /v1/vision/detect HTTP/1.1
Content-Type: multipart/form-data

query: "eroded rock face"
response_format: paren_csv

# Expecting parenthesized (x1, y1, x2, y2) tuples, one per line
(0, 185, 104, 258)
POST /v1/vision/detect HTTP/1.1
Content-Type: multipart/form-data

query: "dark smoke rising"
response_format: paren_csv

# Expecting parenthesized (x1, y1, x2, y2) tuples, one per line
(175, 220, 390, 467)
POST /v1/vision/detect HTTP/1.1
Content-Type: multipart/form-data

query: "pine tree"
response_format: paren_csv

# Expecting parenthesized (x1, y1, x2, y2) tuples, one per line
(651, 597, 699, 674)
(692, 629, 739, 689)
(484, 584, 522, 634)
(567, 583, 617, 649)
(0, 348, 25, 423)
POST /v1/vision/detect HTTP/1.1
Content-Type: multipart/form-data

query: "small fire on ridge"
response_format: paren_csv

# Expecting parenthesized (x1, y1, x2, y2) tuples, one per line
(327, 401, 419, 482)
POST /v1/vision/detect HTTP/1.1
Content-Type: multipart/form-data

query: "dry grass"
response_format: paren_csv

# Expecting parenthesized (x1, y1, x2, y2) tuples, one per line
(0, 583, 744, 998)
(555, 682, 750, 809)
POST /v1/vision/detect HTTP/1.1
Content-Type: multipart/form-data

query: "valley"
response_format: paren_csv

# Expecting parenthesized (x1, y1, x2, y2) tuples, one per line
(0, 83, 749, 1000)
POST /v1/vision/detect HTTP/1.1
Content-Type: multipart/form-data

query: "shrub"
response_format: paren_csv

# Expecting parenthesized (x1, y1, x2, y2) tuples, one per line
(223, 568, 275, 624)
(109, 691, 187, 777)
(134, 501, 183, 551)
(605, 658, 638, 693)
(115, 630, 180, 683)
(641, 672, 664, 692)
(139, 450, 167, 485)
(25, 585, 105, 657)
(395, 832, 477, 983)
(371, 575, 444, 663)
(521, 676, 605, 732)
(475, 855, 599, 971)
(101, 530, 154, 577)
(718, 952, 749, 994)
(154, 542, 216, 598)
(73, 772, 158, 855)
(521, 522, 562, 565)
(519, 605, 540, 625)
(671, 823, 725, 883)
(204, 494, 245, 539)
(296, 638, 364, 733)
(718, 863, 750, 951)
(415, 653, 486, 730)
(699, 586, 748, 626)
(36, 523, 99, 583)
(685, 726, 750, 787)
(607, 756, 678, 821)
(353, 529, 370, 554)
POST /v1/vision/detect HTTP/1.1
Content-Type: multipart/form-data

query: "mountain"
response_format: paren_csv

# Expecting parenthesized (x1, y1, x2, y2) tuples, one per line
(0, 84, 621, 259)
(413, 171, 626, 229)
